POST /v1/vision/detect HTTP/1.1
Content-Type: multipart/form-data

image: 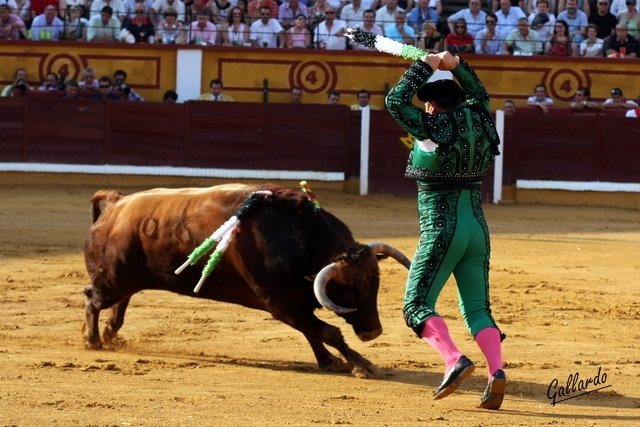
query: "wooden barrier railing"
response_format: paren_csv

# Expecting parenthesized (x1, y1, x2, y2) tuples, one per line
(1, 98, 638, 202)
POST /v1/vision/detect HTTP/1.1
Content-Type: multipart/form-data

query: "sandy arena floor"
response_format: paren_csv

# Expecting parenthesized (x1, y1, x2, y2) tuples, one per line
(0, 179, 639, 426)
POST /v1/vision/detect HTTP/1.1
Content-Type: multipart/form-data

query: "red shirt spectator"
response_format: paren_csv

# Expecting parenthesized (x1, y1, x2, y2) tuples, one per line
(247, 0, 278, 19)
(30, 0, 60, 18)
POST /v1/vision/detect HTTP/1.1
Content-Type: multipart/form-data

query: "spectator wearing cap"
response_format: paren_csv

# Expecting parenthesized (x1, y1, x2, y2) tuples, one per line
(603, 88, 638, 109)
(606, 22, 639, 57)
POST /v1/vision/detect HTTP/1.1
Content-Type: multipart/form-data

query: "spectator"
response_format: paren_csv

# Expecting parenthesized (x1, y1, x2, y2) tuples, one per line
(580, 23, 603, 55)
(503, 99, 516, 115)
(156, 6, 186, 43)
(625, 96, 640, 116)
(445, 18, 474, 52)
(603, 87, 638, 109)
(31, 4, 64, 40)
(351, 9, 383, 50)
(248, 0, 278, 24)
(327, 90, 340, 104)
(87, 5, 122, 41)
(308, 0, 329, 32)
(610, 0, 630, 16)
(606, 22, 639, 57)
(78, 66, 99, 90)
(0, 3, 25, 40)
(617, 0, 639, 38)
(12, 0, 30, 28)
(279, 0, 308, 30)
(149, 0, 185, 25)
(60, 5, 87, 41)
(222, 6, 248, 46)
(211, 0, 233, 30)
(408, 0, 438, 35)
(237, 0, 248, 21)
(417, 19, 442, 52)
(557, 0, 590, 15)
(29, 0, 57, 20)
(545, 19, 578, 55)
(91, 76, 121, 100)
(588, 0, 617, 41)
(475, 13, 506, 53)
(163, 89, 178, 102)
(123, 2, 156, 42)
(61, 79, 80, 99)
(1, 68, 32, 97)
(249, 6, 283, 47)
(493, 0, 525, 14)
(557, 0, 587, 43)
(526, 83, 554, 113)
(528, 0, 555, 43)
(496, 0, 526, 34)
(504, 17, 542, 54)
(340, 0, 364, 28)
(290, 86, 302, 103)
(90, 0, 127, 24)
(38, 72, 59, 90)
(113, 70, 144, 101)
(385, 10, 415, 44)
(185, 0, 211, 26)
(123, 0, 154, 20)
(447, 0, 486, 38)
(350, 89, 380, 110)
(397, 0, 414, 15)
(314, 6, 345, 49)
(569, 86, 600, 110)
(197, 78, 235, 101)
(376, 0, 403, 31)
(189, 10, 217, 44)
(284, 13, 311, 47)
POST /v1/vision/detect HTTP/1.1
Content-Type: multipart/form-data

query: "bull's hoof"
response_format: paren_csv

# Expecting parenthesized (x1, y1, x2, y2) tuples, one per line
(319, 355, 351, 373)
(102, 327, 118, 344)
(81, 322, 103, 350)
(350, 362, 382, 379)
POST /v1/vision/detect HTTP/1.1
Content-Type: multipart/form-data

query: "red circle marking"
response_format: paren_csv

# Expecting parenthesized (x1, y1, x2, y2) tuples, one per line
(548, 68, 582, 102)
(42, 54, 82, 83)
(295, 61, 331, 94)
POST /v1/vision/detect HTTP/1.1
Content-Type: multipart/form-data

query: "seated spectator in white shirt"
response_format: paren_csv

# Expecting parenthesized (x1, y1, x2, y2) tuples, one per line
(31, 5, 64, 40)
(249, 6, 283, 47)
(447, 0, 486, 38)
(526, 83, 555, 114)
(314, 6, 346, 49)
(351, 8, 383, 50)
(87, 5, 123, 41)
(603, 87, 638, 109)
(475, 13, 506, 54)
(496, 0, 526, 34)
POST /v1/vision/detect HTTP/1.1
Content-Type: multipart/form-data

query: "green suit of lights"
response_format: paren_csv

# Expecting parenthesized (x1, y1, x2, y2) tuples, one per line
(385, 58, 501, 338)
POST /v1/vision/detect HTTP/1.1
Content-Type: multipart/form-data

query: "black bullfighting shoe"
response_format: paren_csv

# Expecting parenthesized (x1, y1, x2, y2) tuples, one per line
(433, 355, 476, 400)
(478, 369, 507, 410)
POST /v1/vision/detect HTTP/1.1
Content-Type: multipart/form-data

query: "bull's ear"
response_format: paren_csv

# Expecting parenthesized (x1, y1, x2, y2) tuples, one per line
(375, 254, 390, 261)
(304, 274, 316, 282)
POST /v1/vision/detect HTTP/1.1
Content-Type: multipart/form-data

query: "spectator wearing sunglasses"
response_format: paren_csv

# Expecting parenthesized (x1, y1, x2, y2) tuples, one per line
(314, 6, 346, 49)
(445, 18, 474, 53)
(475, 13, 507, 53)
(149, 0, 186, 25)
(588, 0, 617, 40)
(249, 6, 283, 47)
(123, 0, 154, 20)
(91, 76, 121, 100)
(156, 6, 186, 43)
(447, 0, 486, 38)
(123, 2, 156, 42)
(248, 0, 278, 24)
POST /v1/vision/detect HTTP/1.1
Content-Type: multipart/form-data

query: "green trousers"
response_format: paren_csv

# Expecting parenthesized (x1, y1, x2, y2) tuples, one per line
(403, 188, 498, 338)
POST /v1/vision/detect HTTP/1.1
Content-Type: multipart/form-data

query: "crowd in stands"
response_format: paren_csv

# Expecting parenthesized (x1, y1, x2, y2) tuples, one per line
(504, 83, 640, 116)
(1, 0, 638, 57)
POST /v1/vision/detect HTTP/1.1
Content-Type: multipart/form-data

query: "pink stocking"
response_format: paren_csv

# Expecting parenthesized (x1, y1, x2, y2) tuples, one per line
(421, 316, 463, 373)
(475, 327, 503, 380)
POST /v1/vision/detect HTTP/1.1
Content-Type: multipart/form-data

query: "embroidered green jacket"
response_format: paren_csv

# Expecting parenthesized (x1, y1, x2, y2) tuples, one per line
(385, 58, 500, 184)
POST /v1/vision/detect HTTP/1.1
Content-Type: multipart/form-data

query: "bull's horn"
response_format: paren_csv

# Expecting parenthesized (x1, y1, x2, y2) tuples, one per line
(313, 263, 357, 314)
(368, 242, 411, 270)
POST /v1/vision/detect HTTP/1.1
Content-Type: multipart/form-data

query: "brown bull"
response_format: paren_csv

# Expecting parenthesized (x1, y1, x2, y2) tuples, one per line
(83, 183, 410, 378)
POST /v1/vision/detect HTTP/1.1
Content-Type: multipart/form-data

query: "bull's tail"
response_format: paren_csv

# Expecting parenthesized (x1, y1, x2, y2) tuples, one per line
(90, 189, 124, 223)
